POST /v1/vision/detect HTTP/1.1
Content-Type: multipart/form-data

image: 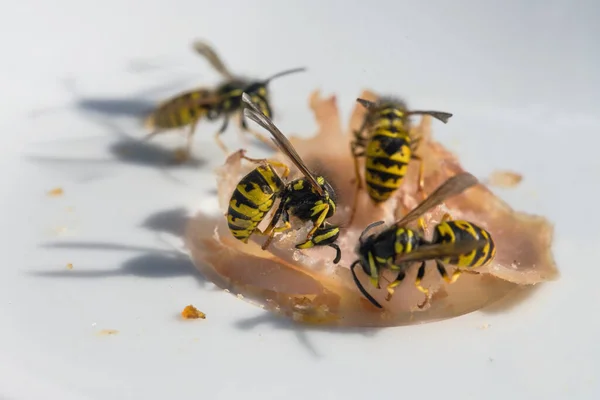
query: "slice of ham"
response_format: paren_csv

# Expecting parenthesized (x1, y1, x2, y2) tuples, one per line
(184, 90, 558, 327)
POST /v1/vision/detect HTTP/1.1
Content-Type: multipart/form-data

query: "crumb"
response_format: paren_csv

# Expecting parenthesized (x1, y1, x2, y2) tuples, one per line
(478, 323, 491, 330)
(487, 170, 523, 188)
(98, 329, 119, 335)
(66, 263, 73, 270)
(47, 187, 64, 197)
(66, 206, 75, 212)
(181, 305, 206, 320)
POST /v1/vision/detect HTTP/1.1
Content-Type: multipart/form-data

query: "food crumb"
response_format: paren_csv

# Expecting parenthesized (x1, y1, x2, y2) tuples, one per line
(478, 323, 491, 330)
(66, 263, 73, 270)
(98, 329, 119, 336)
(181, 305, 206, 320)
(486, 170, 523, 188)
(47, 187, 64, 197)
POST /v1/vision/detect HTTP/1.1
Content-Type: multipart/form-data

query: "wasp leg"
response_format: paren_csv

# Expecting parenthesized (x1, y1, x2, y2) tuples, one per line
(214, 116, 230, 154)
(414, 261, 432, 308)
(240, 116, 279, 151)
(441, 213, 453, 223)
(385, 270, 406, 302)
(414, 261, 429, 296)
(171, 118, 200, 162)
(410, 138, 428, 234)
(143, 129, 163, 141)
(305, 203, 329, 239)
(241, 154, 291, 179)
(261, 206, 291, 250)
(348, 141, 366, 225)
(436, 260, 462, 284)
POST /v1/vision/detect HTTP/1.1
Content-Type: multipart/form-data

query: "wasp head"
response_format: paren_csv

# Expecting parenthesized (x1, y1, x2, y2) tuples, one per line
(241, 81, 273, 119)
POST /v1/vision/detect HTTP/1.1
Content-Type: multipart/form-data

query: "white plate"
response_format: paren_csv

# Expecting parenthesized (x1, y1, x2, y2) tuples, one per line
(2, 1, 599, 399)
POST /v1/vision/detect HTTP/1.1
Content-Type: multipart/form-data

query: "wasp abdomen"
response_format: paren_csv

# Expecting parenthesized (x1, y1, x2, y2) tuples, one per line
(226, 165, 284, 243)
(365, 131, 412, 203)
(147, 89, 214, 130)
(432, 221, 496, 268)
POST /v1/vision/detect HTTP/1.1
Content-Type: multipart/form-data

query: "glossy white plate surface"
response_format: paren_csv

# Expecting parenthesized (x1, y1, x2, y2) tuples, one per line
(1, 1, 598, 399)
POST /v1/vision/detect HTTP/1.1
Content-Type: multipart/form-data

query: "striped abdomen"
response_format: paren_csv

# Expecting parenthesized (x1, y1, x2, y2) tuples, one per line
(146, 89, 214, 130)
(226, 165, 284, 243)
(365, 129, 412, 203)
(431, 221, 496, 268)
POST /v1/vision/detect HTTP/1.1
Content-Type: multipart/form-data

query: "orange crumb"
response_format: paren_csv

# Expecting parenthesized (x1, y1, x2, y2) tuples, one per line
(66, 263, 73, 270)
(181, 305, 206, 320)
(98, 329, 119, 335)
(47, 187, 64, 197)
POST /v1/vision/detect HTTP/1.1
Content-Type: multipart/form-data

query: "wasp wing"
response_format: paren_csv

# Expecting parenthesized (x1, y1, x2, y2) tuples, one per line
(393, 172, 479, 229)
(394, 239, 487, 264)
(241, 93, 324, 195)
(192, 40, 235, 80)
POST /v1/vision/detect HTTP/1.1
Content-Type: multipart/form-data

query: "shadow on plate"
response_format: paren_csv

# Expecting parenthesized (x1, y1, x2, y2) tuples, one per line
(234, 311, 380, 359)
(32, 207, 209, 287)
(29, 76, 195, 120)
(26, 135, 204, 170)
(30, 250, 206, 286)
(26, 75, 210, 174)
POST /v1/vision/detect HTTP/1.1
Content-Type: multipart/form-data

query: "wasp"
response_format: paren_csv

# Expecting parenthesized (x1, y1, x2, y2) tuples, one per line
(225, 93, 341, 263)
(350, 172, 496, 309)
(144, 40, 306, 158)
(348, 96, 453, 224)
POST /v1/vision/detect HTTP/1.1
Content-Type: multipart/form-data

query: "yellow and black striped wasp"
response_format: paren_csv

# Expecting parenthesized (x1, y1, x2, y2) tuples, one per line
(144, 40, 306, 158)
(348, 96, 453, 224)
(350, 172, 496, 308)
(224, 93, 341, 263)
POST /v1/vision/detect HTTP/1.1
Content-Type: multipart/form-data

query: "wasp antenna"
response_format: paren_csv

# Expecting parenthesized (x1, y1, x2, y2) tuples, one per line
(262, 67, 307, 84)
(329, 243, 342, 264)
(356, 98, 376, 109)
(359, 220, 385, 245)
(351, 261, 382, 309)
(407, 110, 453, 124)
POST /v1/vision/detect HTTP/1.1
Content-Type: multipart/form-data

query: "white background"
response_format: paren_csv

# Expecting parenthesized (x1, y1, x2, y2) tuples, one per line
(1, 1, 598, 399)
